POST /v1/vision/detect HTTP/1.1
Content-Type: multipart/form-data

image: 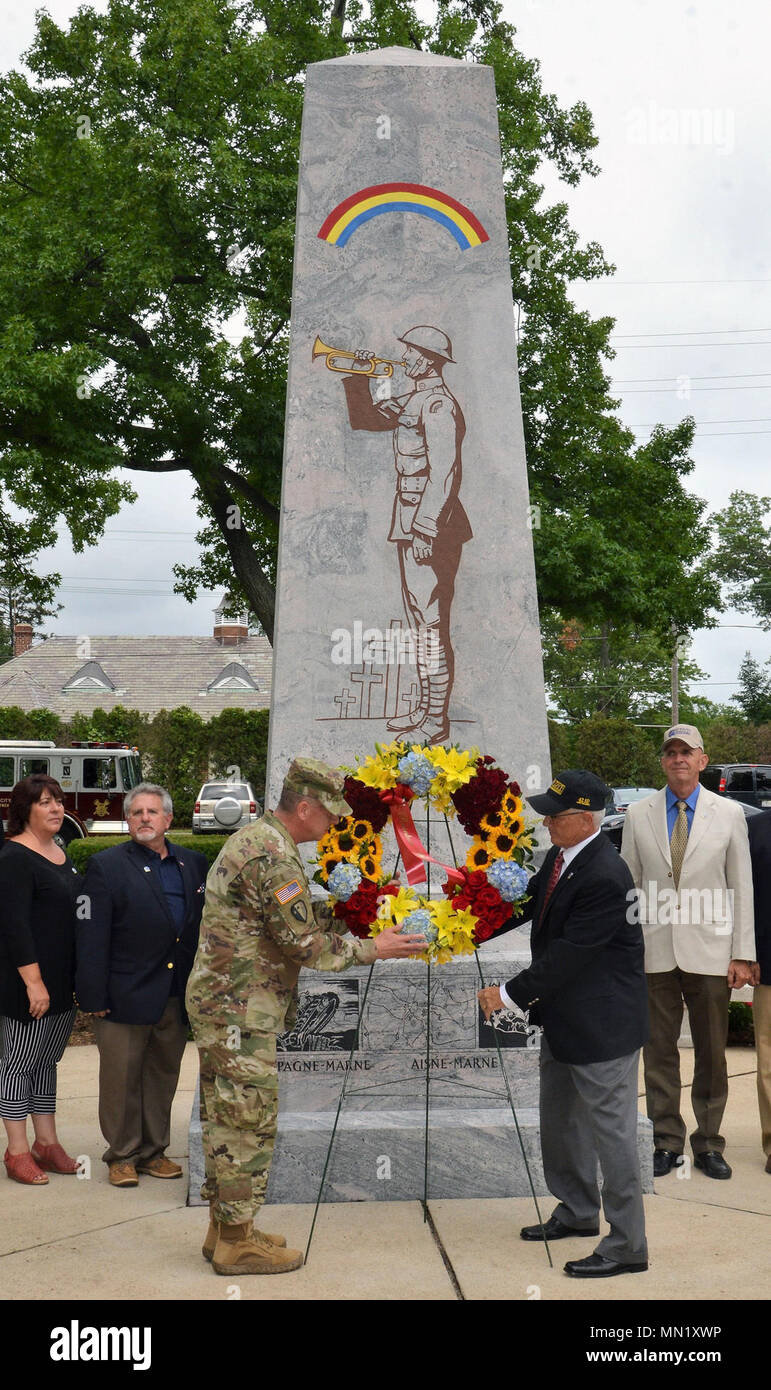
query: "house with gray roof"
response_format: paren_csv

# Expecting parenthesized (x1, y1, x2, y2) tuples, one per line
(0, 598, 272, 720)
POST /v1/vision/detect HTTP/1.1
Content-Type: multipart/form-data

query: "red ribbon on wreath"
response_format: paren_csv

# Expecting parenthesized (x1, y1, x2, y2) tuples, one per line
(380, 784, 465, 889)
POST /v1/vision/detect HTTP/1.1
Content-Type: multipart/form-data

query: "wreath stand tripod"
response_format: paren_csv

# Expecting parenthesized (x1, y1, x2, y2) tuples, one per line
(304, 811, 553, 1267)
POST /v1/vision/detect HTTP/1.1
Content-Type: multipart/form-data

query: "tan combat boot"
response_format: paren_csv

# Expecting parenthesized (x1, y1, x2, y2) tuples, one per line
(211, 1220, 303, 1275)
(202, 1203, 287, 1261)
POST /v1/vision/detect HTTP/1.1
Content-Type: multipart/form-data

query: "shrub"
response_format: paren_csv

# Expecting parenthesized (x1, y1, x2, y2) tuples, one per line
(68, 832, 229, 872)
(727, 1000, 755, 1047)
(573, 717, 662, 787)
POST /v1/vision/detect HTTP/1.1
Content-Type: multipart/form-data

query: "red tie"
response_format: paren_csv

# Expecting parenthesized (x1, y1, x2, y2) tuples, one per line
(539, 849, 565, 922)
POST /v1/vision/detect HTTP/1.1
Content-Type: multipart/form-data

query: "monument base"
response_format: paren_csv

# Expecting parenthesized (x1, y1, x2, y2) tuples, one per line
(188, 1101, 652, 1204)
(187, 933, 654, 1205)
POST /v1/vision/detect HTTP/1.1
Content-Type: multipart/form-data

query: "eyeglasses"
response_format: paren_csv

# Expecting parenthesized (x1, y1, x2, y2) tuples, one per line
(542, 810, 589, 822)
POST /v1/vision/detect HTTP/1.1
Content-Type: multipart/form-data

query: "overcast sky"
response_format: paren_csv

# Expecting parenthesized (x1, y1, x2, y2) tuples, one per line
(3, 0, 770, 704)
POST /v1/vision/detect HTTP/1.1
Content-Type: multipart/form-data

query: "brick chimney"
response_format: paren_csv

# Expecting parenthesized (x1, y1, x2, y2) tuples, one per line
(13, 623, 33, 657)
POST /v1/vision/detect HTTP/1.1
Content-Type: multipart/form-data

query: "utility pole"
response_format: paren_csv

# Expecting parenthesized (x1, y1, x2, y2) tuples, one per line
(671, 621, 679, 725)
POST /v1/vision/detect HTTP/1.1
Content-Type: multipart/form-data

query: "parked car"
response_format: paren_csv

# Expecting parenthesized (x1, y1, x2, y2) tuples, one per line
(601, 799, 764, 851)
(700, 763, 771, 809)
(192, 781, 262, 834)
(606, 786, 658, 814)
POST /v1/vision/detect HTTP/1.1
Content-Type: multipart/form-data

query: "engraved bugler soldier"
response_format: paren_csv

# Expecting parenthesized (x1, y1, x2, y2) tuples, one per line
(341, 325, 472, 744)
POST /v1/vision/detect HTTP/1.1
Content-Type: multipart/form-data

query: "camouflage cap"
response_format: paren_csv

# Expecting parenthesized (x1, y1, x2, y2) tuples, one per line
(283, 756, 351, 817)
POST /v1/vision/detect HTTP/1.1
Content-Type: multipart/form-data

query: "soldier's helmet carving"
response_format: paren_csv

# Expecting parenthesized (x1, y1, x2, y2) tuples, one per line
(398, 325, 454, 363)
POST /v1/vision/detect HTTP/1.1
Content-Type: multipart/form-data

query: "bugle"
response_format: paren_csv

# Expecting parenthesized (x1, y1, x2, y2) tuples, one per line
(312, 335, 404, 378)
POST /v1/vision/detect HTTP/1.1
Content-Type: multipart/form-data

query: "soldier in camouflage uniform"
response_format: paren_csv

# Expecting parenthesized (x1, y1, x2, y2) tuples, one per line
(186, 755, 427, 1275)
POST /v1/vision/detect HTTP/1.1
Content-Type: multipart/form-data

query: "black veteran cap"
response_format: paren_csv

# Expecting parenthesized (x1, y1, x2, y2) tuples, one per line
(283, 756, 352, 817)
(527, 769, 611, 817)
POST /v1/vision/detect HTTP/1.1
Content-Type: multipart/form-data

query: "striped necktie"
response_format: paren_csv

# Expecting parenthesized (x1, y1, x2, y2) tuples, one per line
(539, 849, 565, 922)
(670, 800, 689, 888)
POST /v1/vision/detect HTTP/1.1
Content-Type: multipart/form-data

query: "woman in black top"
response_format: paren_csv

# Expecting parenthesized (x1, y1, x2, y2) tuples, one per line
(0, 775, 83, 1184)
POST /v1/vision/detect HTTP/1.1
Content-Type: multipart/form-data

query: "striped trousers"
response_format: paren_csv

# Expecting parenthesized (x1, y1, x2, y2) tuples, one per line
(0, 1009, 76, 1120)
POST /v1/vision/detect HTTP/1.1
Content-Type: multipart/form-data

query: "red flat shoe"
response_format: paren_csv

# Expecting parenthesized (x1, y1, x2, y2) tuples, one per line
(30, 1142, 80, 1175)
(4, 1148, 49, 1185)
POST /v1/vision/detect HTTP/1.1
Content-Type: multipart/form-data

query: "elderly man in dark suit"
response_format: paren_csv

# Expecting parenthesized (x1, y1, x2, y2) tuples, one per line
(747, 812, 771, 1173)
(479, 770, 649, 1279)
(76, 782, 208, 1187)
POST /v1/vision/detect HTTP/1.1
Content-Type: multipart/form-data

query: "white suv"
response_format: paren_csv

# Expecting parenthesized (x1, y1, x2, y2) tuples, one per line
(192, 781, 261, 834)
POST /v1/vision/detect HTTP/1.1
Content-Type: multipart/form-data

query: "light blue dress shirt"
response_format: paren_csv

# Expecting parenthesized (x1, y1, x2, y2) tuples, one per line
(665, 783, 700, 841)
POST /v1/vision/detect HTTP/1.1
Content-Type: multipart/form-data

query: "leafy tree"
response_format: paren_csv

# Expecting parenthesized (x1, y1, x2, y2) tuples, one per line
(0, 705, 35, 739)
(0, 0, 718, 641)
(573, 717, 662, 788)
(547, 715, 573, 773)
(143, 706, 209, 822)
(25, 708, 64, 742)
(207, 707, 269, 803)
(542, 611, 707, 724)
(711, 490, 771, 627)
(0, 705, 63, 741)
(0, 503, 63, 661)
(64, 704, 149, 748)
(698, 720, 757, 764)
(730, 651, 771, 724)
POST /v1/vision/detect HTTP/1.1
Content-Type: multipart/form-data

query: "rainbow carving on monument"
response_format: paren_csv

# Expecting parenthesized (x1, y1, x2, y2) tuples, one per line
(317, 182, 490, 249)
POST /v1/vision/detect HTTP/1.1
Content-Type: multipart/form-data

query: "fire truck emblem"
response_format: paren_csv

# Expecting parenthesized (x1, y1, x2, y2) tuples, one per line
(93, 798, 110, 818)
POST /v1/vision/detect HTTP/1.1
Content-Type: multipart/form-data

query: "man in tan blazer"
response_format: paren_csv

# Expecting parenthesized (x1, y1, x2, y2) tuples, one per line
(621, 724, 757, 1180)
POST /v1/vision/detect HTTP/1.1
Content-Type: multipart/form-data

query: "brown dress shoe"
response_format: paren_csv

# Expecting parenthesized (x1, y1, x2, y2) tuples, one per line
(135, 1156, 183, 1179)
(202, 1204, 287, 1261)
(211, 1220, 303, 1276)
(109, 1161, 138, 1187)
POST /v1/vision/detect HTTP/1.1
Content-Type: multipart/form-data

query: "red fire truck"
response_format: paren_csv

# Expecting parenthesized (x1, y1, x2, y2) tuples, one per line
(0, 741, 143, 844)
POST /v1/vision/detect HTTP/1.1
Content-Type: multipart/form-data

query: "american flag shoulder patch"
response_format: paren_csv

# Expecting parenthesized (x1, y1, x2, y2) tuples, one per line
(274, 879, 303, 906)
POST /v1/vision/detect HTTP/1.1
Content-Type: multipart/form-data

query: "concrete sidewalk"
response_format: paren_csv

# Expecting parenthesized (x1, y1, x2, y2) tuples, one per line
(0, 1043, 767, 1301)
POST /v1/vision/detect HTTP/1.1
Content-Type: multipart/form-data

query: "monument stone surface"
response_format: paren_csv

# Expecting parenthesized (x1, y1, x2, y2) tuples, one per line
(266, 45, 549, 795)
(188, 47, 653, 1208)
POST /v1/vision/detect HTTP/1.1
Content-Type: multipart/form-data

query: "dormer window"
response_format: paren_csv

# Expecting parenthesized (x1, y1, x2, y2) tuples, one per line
(206, 662, 258, 692)
(62, 661, 115, 693)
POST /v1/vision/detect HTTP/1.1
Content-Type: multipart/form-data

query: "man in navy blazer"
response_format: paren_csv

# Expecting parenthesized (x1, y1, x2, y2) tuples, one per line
(747, 812, 771, 1173)
(76, 782, 208, 1187)
(479, 769, 649, 1279)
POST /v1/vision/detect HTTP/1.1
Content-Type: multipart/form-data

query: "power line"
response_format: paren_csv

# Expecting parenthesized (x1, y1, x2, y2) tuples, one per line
(610, 341, 771, 349)
(629, 426, 771, 437)
(611, 327, 771, 339)
(60, 575, 175, 582)
(613, 371, 771, 384)
(656, 428, 771, 437)
(632, 417, 771, 427)
(619, 383, 771, 393)
(59, 586, 176, 597)
(602, 279, 771, 286)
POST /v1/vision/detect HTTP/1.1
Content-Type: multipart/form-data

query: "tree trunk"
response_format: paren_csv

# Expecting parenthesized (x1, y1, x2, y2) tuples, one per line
(194, 470, 277, 642)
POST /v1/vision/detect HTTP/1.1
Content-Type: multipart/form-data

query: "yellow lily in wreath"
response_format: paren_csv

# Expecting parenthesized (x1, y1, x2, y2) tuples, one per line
(424, 744, 480, 810)
(353, 742, 402, 790)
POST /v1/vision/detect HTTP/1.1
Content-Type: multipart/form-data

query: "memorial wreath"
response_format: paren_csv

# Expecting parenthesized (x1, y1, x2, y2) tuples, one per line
(314, 742, 533, 962)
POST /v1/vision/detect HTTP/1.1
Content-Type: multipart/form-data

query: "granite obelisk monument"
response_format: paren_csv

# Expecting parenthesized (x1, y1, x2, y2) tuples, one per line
(267, 46, 549, 802)
(189, 47, 653, 1206)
